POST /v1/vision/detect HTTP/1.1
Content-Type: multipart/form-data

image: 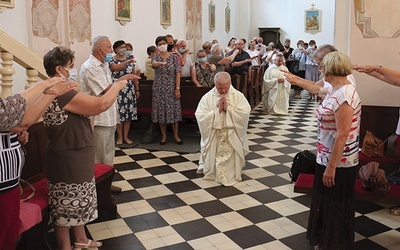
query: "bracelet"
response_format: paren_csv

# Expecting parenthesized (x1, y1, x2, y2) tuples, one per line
(176, 87, 180, 90)
(376, 65, 382, 73)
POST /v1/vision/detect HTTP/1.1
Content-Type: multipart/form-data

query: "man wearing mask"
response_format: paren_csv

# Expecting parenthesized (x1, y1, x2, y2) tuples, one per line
(166, 34, 184, 66)
(256, 37, 267, 59)
(80, 36, 139, 193)
(282, 38, 294, 61)
(290, 40, 307, 99)
(176, 39, 194, 82)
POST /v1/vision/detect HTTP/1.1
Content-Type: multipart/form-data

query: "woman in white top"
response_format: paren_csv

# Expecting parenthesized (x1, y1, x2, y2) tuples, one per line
(225, 37, 237, 56)
(307, 52, 361, 250)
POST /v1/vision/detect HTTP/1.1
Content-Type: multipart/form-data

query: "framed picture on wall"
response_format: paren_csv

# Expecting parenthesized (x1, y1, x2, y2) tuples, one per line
(209, 1, 216, 32)
(305, 6, 321, 34)
(225, 3, 230, 33)
(161, 0, 171, 27)
(115, 0, 131, 22)
(0, 0, 14, 11)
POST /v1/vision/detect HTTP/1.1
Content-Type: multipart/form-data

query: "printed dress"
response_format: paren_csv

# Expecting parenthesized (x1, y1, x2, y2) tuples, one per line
(43, 91, 97, 226)
(151, 53, 182, 124)
(110, 57, 138, 122)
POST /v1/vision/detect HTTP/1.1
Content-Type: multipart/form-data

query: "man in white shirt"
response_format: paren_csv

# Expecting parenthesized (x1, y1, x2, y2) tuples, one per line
(80, 36, 139, 192)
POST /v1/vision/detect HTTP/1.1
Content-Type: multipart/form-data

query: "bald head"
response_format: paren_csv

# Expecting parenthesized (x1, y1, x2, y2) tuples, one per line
(214, 72, 231, 95)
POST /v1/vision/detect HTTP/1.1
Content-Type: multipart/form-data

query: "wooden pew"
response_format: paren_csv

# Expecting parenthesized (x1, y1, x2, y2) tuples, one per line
(137, 80, 212, 119)
(17, 123, 117, 250)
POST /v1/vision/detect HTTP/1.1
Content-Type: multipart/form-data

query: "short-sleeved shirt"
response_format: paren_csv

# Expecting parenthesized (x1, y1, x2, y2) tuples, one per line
(231, 50, 251, 75)
(80, 54, 118, 127)
(0, 94, 26, 131)
(208, 54, 224, 73)
(316, 84, 361, 168)
(180, 54, 193, 78)
(43, 90, 93, 152)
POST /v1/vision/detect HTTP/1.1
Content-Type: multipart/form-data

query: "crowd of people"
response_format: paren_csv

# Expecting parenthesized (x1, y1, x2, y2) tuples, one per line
(0, 32, 399, 250)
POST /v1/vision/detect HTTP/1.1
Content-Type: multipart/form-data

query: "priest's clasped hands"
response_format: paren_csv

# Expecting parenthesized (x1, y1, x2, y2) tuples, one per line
(218, 95, 228, 113)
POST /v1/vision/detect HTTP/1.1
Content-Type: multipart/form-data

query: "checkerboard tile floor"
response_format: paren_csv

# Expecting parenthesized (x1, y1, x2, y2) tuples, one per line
(83, 97, 400, 250)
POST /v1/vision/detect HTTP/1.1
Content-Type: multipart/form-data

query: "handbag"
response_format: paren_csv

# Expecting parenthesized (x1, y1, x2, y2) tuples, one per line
(361, 131, 385, 157)
(288, 60, 299, 75)
(19, 179, 36, 202)
(385, 132, 399, 157)
(358, 161, 390, 196)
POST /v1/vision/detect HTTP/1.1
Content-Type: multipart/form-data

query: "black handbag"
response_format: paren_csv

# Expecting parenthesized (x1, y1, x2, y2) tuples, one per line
(288, 60, 299, 75)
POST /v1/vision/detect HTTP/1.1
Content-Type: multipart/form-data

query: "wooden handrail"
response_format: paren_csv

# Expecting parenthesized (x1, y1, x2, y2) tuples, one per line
(0, 29, 47, 80)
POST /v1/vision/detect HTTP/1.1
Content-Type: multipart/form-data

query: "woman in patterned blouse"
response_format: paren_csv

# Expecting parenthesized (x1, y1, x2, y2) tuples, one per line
(42, 46, 129, 250)
(0, 78, 72, 250)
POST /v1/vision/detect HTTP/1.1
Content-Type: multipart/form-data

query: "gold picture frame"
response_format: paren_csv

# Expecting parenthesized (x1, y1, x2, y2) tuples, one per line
(161, 0, 171, 27)
(115, 0, 132, 24)
(305, 6, 321, 34)
(209, 1, 216, 32)
(225, 3, 231, 33)
(0, 0, 14, 12)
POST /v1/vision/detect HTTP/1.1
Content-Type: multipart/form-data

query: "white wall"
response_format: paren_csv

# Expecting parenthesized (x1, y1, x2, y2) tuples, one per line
(202, 0, 237, 50)
(247, 0, 336, 46)
(335, 1, 400, 107)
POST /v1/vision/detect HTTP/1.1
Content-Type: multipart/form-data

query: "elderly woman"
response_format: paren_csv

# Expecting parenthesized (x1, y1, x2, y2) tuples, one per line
(42, 46, 129, 250)
(289, 52, 361, 249)
(109, 40, 139, 145)
(152, 36, 182, 145)
(290, 40, 307, 99)
(262, 52, 291, 114)
(0, 78, 71, 249)
(191, 49, 216, 87)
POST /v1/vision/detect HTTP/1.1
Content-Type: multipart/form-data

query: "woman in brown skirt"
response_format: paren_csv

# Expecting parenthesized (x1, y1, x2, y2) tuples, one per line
(42, 46, 131, 250)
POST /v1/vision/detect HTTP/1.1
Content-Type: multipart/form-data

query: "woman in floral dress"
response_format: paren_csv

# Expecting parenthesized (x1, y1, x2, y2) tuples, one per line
(110, 40, 139, 145)
(151, 36, 182, 145)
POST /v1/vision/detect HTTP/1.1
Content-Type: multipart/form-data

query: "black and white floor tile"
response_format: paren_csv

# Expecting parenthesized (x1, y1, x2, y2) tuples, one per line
(78, 94, 400, 249)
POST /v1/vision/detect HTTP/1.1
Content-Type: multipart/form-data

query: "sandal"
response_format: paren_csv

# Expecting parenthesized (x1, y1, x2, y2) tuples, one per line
(124, 139, 134, 145)
(116, 140, 123, 146)
(390, 208, 400, 216)
(74, 239, 102, 250)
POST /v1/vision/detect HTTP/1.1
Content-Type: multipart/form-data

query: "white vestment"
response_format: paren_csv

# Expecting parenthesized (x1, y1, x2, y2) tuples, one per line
(195, 86, 251, 186)
(262, 64, 291, 114)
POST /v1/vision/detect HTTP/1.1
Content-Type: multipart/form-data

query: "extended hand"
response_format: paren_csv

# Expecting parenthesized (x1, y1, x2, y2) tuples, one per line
(45, 79, 77, 96)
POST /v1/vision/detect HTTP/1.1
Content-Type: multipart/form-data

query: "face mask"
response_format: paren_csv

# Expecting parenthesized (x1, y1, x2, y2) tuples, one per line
(101, 49, 113, 63)
(178, 48, 185, 54)
(125, 50, 132, 57)
(158, 44, 168, 53)
(167, 44, 174, 52)
(117, 48, 126, 56)
(198, 57, 207, 63)
(309, 45, 315, 49)
(298, 46, 304, 50)
(67, 68, 78, 81)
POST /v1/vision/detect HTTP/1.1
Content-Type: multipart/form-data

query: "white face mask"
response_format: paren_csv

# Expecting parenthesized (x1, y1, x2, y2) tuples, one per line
(158, 44, 168, 53)
(67, 68, 78, 81)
